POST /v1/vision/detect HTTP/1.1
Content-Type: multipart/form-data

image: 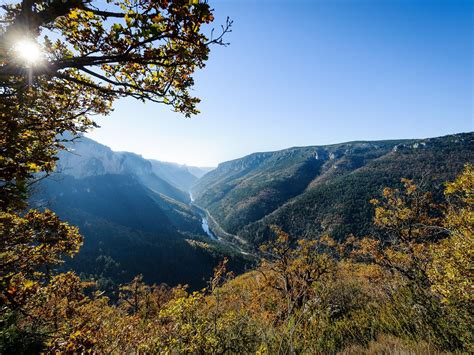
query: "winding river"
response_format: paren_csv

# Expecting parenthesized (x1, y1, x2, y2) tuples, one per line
(189, 192, 217, 240)
(201, 217, 217, 240)
(189, 192, 251, 257)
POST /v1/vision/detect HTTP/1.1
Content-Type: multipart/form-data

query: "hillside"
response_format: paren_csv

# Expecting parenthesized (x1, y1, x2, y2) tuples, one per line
(192, 133, 474, 247)
(57, 136, 190, 203)
(32, 137, 251, 290)
(148, 160, 199, 191)
(34, 174, 251, 290)
(148, 160, 214, 191)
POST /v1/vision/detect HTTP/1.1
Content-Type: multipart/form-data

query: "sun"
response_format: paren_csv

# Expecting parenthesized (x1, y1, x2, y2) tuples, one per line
(14, 38, 42, 66)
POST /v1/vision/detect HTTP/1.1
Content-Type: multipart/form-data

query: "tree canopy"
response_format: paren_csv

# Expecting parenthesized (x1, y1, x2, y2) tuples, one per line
(0, 0, 230, 210)
(0, 1, 229, 347)
(2, 166, 472, 352)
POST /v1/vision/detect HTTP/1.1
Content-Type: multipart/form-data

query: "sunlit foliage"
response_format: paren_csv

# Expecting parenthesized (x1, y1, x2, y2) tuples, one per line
(1, 0, 229, 209)
(1, 1, 229, 351)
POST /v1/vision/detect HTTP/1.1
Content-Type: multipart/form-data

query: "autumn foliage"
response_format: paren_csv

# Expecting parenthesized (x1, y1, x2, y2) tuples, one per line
(1, 166, 472, 352)
(0, 0, 229, 351)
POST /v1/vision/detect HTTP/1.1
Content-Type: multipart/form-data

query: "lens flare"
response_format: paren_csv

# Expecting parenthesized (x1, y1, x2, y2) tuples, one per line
(14, 38, 42, 66)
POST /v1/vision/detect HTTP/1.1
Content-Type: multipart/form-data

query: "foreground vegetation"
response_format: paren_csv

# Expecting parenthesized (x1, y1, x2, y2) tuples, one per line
(2, 166, 472, 353)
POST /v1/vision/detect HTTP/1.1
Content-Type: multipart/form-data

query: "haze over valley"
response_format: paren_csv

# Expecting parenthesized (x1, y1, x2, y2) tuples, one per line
(34, 132, 473, 289)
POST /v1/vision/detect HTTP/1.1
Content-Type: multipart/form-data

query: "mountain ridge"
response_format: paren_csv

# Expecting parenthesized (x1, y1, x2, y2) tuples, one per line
(192, 132, 474, 247)
(57, 135, 214, 201)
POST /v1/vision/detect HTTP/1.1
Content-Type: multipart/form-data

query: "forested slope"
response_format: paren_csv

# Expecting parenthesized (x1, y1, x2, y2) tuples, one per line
(31, 136, 251, 290)
(193, 133, 474, 247)
(33, 174, 250, 290)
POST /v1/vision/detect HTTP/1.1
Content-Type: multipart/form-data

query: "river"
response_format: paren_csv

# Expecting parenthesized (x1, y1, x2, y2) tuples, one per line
(189, 192, 217, 240)
(201, 217, 217, 240)
(189, 192, 252, 257)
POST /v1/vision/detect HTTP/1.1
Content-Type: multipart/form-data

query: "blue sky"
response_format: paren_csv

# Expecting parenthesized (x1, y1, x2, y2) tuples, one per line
(87, 0, 473, 167)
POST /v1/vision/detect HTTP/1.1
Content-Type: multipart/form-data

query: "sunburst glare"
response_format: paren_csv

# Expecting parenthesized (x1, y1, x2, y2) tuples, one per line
(14, 38, 42, 66)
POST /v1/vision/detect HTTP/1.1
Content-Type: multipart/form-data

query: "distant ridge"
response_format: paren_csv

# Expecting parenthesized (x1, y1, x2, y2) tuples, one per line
(57, 135, 212, 201)
(148, 160, 214, 191)
(192, 132, 474, 247)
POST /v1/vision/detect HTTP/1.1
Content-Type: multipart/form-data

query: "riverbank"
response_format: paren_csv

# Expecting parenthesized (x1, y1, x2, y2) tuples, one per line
(189, 192, 253, 256)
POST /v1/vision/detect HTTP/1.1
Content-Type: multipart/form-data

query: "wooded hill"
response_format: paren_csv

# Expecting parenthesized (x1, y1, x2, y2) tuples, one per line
(192, 133, 473, 248)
